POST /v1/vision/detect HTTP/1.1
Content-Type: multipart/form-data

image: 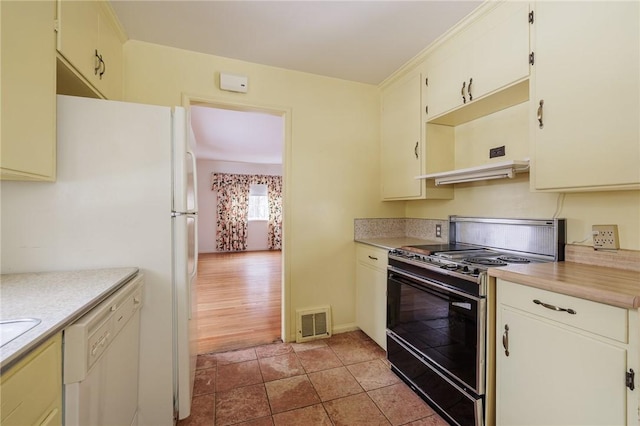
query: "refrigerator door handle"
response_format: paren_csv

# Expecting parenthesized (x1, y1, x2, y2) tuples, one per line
(189, 215, 198, 280)
(186, 149, 198, 215)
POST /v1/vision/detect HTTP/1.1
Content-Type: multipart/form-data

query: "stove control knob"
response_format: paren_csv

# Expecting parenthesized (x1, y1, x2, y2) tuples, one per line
(473, 268, 480, 275)
(462, 266, 469, 272)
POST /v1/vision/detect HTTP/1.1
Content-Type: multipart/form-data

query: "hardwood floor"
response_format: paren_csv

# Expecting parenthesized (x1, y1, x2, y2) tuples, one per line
(196, 250, 282, 354)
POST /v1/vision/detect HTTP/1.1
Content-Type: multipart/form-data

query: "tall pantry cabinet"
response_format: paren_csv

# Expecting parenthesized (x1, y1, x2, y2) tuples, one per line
(531, 1, 640, 191)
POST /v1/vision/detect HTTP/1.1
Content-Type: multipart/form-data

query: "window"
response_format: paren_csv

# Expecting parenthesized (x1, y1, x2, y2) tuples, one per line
(248, 184, 269, 221)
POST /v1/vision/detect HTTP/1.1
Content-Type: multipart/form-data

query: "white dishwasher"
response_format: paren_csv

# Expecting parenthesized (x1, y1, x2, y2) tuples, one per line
(64, 274, 144, 426)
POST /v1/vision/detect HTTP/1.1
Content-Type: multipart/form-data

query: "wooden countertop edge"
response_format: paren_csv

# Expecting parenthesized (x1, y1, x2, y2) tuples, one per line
(489, 263, 640, 309)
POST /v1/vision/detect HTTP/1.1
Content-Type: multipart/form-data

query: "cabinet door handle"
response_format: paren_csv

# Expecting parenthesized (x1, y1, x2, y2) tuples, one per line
(533, 299, 576, 315)
(468, 78, 473, 101)
(368, 255, 378, 260)
(502, 324, 510, 357)
(461, 81, 467, 104)
(414, 141, 419, 159)
(94, 49, 102, 76)
(99, 57, 106, 79)
(537, 99, 544, 129)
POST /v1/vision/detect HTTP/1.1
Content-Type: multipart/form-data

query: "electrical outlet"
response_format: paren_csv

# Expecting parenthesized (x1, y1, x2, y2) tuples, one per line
(490, 145, 506, 158)
(435, 224, 442, 238)
(592, 225, 620, 250)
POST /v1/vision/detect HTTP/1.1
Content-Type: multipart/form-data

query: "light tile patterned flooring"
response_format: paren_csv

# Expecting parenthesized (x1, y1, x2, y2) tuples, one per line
(179, 330, 449, 426)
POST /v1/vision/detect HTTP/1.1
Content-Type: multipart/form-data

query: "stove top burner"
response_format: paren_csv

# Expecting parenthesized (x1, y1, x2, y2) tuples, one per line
(389, 243, 549, 284)
(496, 256, 531, 264)
(465, 257, 507, 266)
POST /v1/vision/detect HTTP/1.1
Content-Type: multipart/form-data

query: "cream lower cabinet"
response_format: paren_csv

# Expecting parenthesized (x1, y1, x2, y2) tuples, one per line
(496, 279, 639, 425)
(355, 244, 388, 350)
(531, 1, 640, 191)
(0, 334, 63, 426)
(0, 0, 56, 181)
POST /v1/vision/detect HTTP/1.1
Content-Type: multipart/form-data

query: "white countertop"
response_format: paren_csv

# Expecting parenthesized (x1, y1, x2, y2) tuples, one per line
(1, 267, 139, 371)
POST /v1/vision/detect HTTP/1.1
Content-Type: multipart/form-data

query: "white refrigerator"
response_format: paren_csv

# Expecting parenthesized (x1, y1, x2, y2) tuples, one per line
(0, 95, 198, 425)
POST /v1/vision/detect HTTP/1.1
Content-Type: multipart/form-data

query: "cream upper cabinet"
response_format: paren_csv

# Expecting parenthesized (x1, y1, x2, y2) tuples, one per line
(0, 334, 63, 426)
(469, 1, 530, 102)
(57, 0, 124, 100)
(425, 39, 467, 120)
(496, 279, 639, 425)
(380, 67, 453, 201)
(426, 1, 531, 121)
(0, 0, 56, 181)
(531, 1, 640, 192)
(96, 6, 124, 100)
(381, 69, 424, 200)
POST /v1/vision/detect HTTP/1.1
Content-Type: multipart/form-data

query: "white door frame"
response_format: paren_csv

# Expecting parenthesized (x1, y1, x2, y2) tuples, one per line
(181, 92, 292, 344)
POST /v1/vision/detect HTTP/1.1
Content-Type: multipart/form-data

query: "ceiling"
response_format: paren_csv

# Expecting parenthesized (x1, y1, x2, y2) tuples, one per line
(110, 0, 482, 164)
(190, 106, 284, 164)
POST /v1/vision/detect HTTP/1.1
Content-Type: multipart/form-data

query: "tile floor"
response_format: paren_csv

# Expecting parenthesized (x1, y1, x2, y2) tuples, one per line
(178, 330, 449, 426)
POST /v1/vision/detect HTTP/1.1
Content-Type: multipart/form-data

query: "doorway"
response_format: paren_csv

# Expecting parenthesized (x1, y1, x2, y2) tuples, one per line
(186, 97, 289, 354)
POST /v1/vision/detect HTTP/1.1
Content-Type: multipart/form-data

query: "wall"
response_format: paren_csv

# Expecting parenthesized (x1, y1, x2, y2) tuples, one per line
(197, 159, 282, 253)
(408, 103, 640, 250)
(123, 40, 406, 340)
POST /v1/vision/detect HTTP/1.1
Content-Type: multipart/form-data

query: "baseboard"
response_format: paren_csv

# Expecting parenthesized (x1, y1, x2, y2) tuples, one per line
(332, 322, 359, 335)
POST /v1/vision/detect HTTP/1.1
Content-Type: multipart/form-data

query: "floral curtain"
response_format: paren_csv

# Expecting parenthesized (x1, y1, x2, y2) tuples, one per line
(211, 173, 283, 251)
(265, 175, 283, 250)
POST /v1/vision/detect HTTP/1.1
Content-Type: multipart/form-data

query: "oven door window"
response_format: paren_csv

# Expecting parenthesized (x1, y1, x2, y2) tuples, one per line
(387, 272, 482, 393)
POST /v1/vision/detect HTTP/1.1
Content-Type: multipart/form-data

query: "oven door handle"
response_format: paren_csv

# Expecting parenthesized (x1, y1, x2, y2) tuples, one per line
(388, 266, 482, 301)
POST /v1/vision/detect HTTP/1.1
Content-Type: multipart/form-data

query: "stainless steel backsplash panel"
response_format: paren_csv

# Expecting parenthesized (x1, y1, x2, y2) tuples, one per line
(450, 216, 566, 260)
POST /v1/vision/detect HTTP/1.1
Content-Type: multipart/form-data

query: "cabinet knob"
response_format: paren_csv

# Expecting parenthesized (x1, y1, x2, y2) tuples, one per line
(537, 99, 544, 129)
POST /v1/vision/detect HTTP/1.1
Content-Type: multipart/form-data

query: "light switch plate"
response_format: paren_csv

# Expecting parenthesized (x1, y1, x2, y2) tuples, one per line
(593, 224, 620, 250)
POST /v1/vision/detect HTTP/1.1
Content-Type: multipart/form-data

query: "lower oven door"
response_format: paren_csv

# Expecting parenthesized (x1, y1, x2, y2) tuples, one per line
(388, 334, 484, 426)
(387, 268, 485, 395)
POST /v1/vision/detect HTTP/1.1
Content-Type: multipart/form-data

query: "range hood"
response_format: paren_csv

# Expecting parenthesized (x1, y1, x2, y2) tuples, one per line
(416, 159, 529, 186)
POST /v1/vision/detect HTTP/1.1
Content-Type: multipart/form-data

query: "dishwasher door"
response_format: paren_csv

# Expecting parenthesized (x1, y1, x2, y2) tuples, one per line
(64, 274, 144, 426)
